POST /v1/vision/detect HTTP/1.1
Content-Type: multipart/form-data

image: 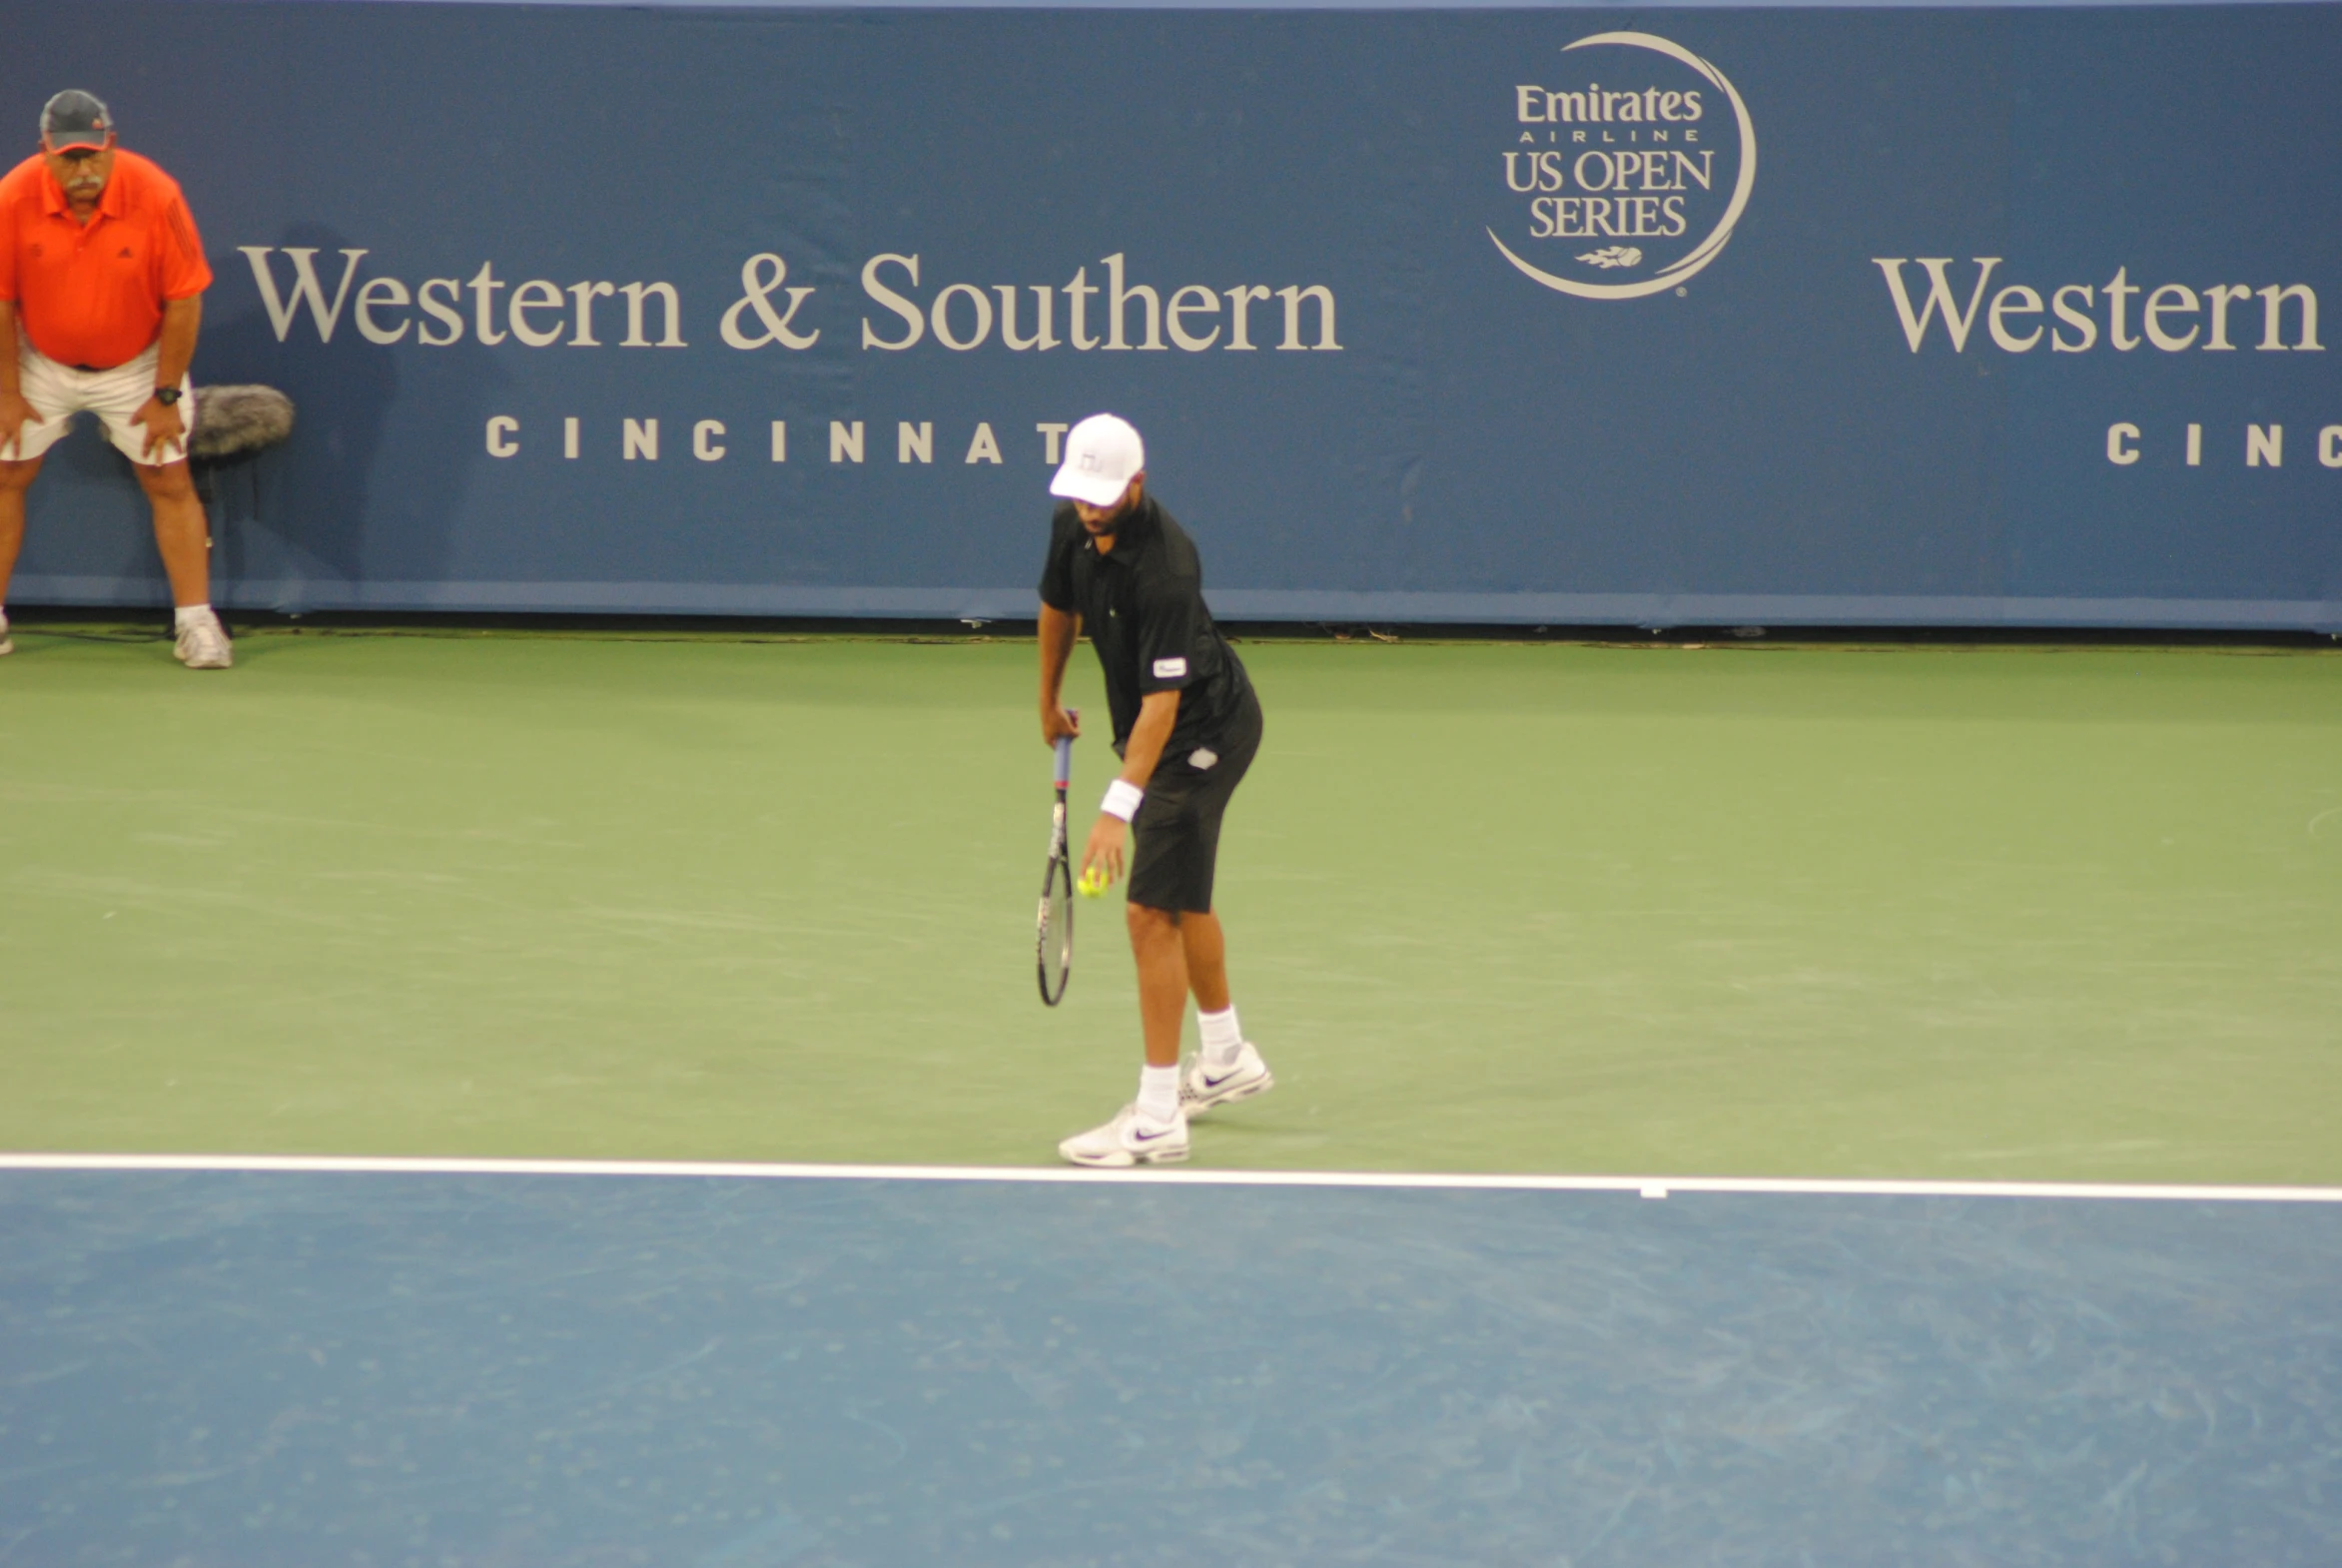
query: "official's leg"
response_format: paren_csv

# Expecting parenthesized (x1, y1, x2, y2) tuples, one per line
(133, 458, 211, 608)
(131, 457, 231, 668)
(94, 358, 222, 643)
(0, 454, 42, 608)
(5, 346, 93, 620)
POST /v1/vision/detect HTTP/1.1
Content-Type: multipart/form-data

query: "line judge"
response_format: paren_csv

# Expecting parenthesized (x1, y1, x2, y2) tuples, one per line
(0, 90, 227, 667)
(1037, 413, 1274, 1167)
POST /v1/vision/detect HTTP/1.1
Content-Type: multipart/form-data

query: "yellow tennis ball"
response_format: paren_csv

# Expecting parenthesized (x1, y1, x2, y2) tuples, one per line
(1078, 868, 1108, 898)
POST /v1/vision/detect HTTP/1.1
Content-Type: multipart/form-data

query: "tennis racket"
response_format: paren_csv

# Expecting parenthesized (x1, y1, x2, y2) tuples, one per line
(1037, 709, 1077, 1005)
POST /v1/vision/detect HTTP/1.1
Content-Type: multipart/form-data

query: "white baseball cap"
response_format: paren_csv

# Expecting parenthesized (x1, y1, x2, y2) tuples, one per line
(1049, 413, 1146, 508)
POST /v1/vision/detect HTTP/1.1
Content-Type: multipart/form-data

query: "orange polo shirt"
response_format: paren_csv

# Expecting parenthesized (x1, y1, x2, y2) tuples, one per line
(0, 148, 212, 371)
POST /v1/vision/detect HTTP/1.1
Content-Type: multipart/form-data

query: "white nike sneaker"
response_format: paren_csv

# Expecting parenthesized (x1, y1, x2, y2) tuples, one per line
(1181, 1042, 1274, 1119)
(174, 611, 233, 670)
(1058, 1104, 1189, 1169)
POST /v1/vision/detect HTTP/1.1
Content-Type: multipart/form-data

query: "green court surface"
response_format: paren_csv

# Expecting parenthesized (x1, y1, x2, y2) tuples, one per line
(3, 625, 2336, 1182)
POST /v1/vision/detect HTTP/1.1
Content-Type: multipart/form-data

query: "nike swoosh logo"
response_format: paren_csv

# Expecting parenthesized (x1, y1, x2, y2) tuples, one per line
(1199, 1071, 1241, 1089)
(1131, 1126, 1175, 1143)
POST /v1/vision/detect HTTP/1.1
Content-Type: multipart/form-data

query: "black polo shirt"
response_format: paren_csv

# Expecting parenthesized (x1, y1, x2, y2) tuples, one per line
(1038, 494, 1254, 759)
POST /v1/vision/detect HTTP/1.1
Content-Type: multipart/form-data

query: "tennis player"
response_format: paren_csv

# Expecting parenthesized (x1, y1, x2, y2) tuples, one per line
(1037, 413, 1273, 1167)
(0, 91, 226, 667)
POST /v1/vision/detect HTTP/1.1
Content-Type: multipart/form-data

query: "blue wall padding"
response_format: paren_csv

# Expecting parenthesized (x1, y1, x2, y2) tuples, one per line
(6, 3, 2337, 626)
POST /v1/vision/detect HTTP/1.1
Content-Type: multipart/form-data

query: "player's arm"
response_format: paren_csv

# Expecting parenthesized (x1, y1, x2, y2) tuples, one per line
(1082, 687, 1177, 887)
(1038, 601, 1081, 744)
(1116, 688, 1178, 791)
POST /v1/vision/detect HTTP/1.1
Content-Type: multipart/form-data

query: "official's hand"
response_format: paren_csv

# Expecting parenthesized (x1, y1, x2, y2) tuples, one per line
(0, 389, 43, 461)
(134, 395, 186, 462)
(1082, 813, 1128, 888)
(1042, 703, 1082, 747)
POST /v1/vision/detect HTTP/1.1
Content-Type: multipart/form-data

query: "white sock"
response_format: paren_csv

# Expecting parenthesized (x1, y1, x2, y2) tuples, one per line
(1137, 1064, 1180, 1126)
(174, 603, 215, 631)
(1198, 1005, 1244, 1068)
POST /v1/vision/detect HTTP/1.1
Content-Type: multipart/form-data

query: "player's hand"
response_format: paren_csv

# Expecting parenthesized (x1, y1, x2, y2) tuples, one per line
(1041, 703, 1082, 746)
(134, 396, 186, 461)
(1082, 813, 1127, 887)
(0, 389, 43, 460)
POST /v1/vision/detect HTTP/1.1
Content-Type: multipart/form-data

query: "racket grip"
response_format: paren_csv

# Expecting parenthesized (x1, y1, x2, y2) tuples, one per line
(1053, 733, 1074, 788)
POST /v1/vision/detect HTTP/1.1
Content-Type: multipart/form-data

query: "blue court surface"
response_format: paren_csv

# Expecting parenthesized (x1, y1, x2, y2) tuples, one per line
(3, 1160, 2338, 1567)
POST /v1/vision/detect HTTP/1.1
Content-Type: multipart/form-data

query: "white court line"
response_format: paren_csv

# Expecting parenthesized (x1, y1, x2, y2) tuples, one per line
(0, 1153, 2338, 1204)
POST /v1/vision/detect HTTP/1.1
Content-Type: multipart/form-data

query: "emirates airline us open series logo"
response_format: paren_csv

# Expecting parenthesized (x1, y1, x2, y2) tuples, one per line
(1491, 32, 1757, 300)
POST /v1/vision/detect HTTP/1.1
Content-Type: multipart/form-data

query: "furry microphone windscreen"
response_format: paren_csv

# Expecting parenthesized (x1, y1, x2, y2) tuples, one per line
(189, 386, 296, 461)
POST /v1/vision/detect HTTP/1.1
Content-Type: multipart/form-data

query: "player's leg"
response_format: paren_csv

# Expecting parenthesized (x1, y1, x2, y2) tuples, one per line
(1130, 902, 1189, 1069)
(1179, 910, 1227, 1012)
(1054, 899, 1196, 1167)
(1179, 907, 1272, 1115)
(1169, 697, 1273, 1116)
(1057, 788, 1204, 1168)
(1122, 780, 1215, 1135)
(0, 455, 44, 654)
(1056, 903, 1193, 1168)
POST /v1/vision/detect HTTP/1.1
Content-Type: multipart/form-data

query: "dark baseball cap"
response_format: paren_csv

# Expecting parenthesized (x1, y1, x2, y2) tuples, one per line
(40, 90, 112, 151)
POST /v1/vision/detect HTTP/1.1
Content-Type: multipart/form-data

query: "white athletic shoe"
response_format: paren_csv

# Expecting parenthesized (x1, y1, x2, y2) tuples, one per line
(1181, 1042, 1274, 1119)
(174, 611, 233, 670)
(1058, 1104, 1189, 1169)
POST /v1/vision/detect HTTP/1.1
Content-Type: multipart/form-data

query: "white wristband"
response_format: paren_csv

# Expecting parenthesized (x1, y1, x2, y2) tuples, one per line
(1101, 779, 1145, 822)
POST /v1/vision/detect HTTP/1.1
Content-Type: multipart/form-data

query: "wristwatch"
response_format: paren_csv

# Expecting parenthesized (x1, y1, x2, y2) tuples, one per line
(153, 387, 182, 406)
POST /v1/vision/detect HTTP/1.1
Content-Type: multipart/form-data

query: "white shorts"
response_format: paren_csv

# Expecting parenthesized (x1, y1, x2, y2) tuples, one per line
(5, 344, 195, 467)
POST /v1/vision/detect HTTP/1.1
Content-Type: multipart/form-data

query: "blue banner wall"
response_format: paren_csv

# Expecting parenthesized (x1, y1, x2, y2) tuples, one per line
(6, 2, 2338, 626)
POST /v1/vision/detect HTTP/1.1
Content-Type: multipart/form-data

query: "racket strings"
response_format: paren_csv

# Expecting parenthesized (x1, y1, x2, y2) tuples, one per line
(1039, 854, 1075, 1005)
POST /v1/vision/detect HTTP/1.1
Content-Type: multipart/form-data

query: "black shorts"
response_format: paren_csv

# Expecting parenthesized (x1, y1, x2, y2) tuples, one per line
(1128, 689, 1263, 915)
